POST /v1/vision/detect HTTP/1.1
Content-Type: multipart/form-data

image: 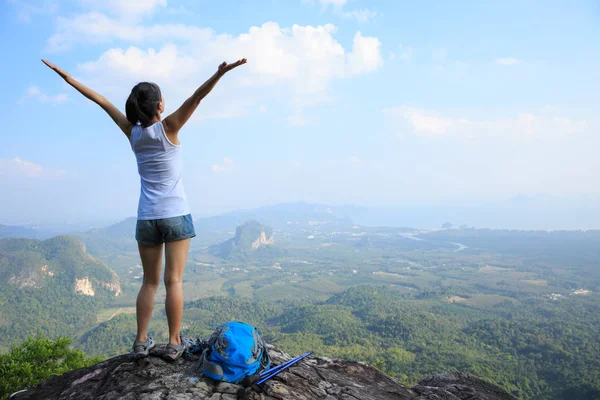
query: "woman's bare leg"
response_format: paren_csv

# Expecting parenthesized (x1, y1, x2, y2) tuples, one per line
(164, 238, 190, 345)
(135, 242, 163, 342)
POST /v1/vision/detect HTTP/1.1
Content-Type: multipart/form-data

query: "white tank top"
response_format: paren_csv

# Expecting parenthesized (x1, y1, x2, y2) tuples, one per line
(129, 122, 191, 220)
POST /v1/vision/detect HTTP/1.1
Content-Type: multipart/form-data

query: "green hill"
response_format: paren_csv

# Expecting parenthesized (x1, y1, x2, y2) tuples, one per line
(0, 236, 121, 350)
(209, 220, 278, 259)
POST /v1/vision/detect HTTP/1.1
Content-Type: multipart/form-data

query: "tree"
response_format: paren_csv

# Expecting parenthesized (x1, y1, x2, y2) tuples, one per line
(0, 336, 101, 399)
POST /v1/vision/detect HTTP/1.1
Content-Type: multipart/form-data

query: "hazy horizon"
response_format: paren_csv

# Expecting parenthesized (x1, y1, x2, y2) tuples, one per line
(2, 196, 600, 232)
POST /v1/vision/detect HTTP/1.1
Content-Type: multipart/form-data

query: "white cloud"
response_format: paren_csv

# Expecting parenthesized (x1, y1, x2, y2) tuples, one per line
(78, 45, 196, 82)
(211, 158, 235, 173)
(383, 106, 589, 140)
(0, 157, 67, 179)
(18, 85, 68, 105)
(67, 21, 382, 114)
(46, 13, 212, 52)
(496, 57, 521, 66)
(227, 23, 383, 86)
(347, 32, 383, 74)
(42, 3, 383, 118)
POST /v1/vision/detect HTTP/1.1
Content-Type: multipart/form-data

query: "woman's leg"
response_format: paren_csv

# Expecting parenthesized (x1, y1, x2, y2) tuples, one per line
(136, 242, 163, 342)
(164, 238, 190, 345)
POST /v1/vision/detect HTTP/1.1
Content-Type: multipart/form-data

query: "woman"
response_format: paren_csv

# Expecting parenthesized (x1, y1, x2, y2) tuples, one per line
(42, 57, 247, 361)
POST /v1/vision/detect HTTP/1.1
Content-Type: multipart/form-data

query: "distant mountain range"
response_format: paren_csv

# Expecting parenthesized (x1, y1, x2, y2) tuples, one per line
(3, 198, 600, 252)
(3, 197, 599, 241)
(352, 195, 600, 230)
(0, 222, 103, 240)
(207, 202, 360, 230)
(63, 203, 357, 256)
(0, 203, 361, 241)
(0, 224, 57, 240)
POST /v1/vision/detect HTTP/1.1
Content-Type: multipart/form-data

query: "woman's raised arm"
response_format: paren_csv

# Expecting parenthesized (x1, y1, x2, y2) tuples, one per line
(163, 59, 247, 136)
(42, 59, 132, 138)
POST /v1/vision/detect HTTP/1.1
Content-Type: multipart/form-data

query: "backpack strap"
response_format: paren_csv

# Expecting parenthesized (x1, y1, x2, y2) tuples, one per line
(194, 328, 224, 377)
(255, 329, 270, 372)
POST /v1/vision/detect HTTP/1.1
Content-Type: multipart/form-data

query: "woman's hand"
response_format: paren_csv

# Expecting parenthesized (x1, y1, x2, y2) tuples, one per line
(41, 59, 70, 81)
(218, 58, 247, 75)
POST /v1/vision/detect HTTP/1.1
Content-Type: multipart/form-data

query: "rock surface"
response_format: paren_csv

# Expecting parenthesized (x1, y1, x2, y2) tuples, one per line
(10, 345, 517, 400)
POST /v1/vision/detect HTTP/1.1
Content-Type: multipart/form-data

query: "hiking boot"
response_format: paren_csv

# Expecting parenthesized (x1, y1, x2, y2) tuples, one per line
(132, 336, 155, 359)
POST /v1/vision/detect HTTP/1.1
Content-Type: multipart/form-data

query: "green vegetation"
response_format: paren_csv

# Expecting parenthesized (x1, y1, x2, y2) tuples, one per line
(2, 216, 600, 399)
(0, 336, 101, 400)
(0, 236, 119, 351)
(72, 286, 600, 400)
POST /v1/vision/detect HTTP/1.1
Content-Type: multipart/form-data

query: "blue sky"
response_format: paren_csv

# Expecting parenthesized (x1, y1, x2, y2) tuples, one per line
(1, 0, 599, 226)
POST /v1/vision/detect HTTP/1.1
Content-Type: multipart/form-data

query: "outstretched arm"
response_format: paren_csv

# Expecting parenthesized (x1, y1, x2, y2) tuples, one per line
(41, 59, 132, 138)
(163, 59, 247, 135)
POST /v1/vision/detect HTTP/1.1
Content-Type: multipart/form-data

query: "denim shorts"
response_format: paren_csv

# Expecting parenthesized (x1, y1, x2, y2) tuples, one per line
(135, 214, 196, 246)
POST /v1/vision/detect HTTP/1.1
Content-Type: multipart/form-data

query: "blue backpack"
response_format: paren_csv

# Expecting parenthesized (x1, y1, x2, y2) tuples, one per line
(198, 321, 270, 384)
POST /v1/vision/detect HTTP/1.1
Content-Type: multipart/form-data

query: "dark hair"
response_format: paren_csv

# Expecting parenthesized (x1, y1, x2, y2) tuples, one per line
(125, 82, 162, 126)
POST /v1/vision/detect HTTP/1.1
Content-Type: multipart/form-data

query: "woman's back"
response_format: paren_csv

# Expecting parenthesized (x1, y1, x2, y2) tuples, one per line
(130, 121, 190, 220)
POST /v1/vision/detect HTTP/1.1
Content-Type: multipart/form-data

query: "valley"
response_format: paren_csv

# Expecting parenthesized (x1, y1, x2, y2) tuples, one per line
(1, 204, 599, 399)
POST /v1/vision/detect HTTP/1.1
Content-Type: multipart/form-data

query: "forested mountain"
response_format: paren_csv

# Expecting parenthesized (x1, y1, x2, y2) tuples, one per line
(0, 236, 120, 350)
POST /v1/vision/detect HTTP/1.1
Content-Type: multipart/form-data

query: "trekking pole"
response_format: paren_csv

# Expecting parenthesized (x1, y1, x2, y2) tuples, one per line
(237, 352, 313, 400)
(257, 351, 313, 385)
(257, 352, 311, 384)
(256, 355, 303, 381)
(259, 352, 311, 378)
